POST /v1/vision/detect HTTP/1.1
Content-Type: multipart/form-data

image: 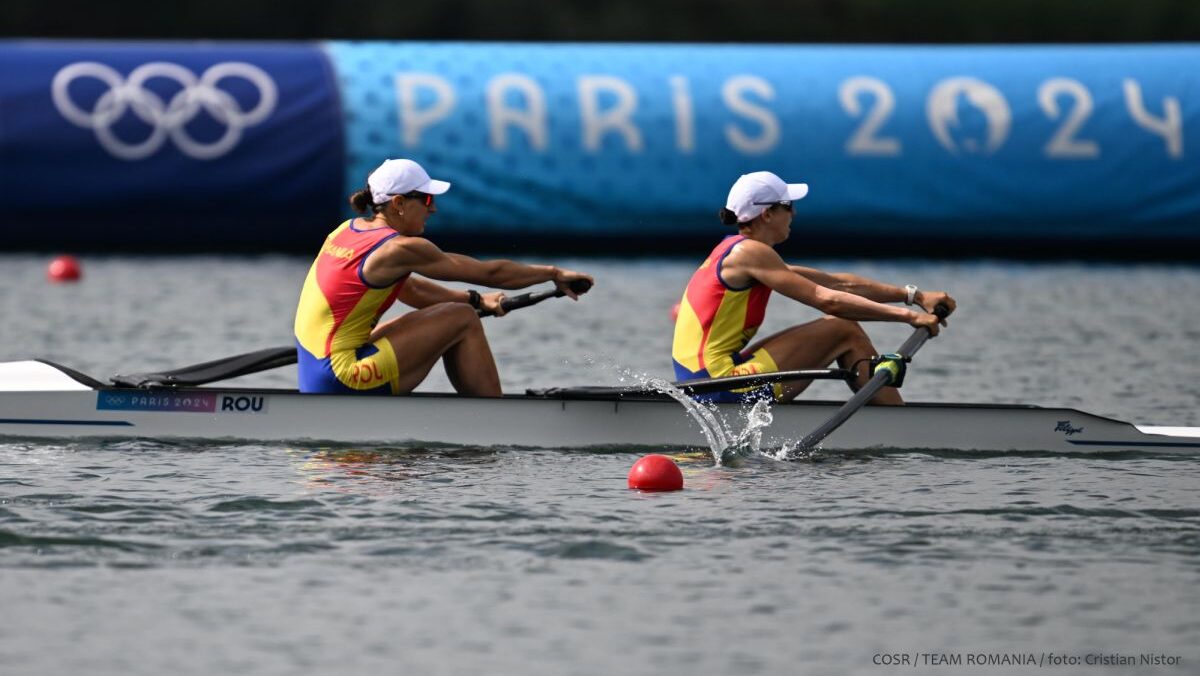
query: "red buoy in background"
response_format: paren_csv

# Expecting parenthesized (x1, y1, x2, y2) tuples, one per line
(47, 255, 82, 283)
(627, 454, 684, 491)
(669, 302, 680, 322)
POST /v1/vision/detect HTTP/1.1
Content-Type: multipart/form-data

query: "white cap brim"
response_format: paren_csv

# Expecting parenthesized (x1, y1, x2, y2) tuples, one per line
(416, 178, 451, 195)
(785, 183, 809, 201)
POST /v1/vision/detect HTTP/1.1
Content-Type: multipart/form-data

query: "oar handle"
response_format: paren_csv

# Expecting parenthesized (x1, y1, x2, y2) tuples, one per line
(478, 278, 593, 317)
(895, 303, 951, 357)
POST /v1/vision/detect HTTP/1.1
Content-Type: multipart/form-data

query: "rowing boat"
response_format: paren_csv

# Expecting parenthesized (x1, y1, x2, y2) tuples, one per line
(2, 359, 1198, 453)
(4, 288, 1196, 454)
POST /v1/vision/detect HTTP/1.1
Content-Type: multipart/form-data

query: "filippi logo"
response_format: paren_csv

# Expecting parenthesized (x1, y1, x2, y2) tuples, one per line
(51, 61, 278, 161)
(1055, 420, 1084, 436)
(926, 77, 1012, 155)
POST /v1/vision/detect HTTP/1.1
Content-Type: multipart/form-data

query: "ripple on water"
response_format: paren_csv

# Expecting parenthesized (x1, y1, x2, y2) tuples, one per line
(205, 497, 330, 513)
(530, 538, 652, 562)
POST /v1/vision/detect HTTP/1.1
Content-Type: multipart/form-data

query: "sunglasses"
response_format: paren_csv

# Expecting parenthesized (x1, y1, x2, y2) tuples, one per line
(403, 191, 435, 208)
(753, 200, 793, 212)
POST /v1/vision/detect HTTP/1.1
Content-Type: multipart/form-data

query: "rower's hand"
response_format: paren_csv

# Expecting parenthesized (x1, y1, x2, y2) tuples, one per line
(553, 268, 594, 300)
(916, 290, 956, 323)
(481, 291, 508, 317)
(910, 312, 943, 336)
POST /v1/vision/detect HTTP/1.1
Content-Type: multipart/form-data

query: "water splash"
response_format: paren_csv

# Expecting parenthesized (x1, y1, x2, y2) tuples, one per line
(729, 398, 774, 457)
(576, 355, 791, 465)
(626, 374, 731, 464)
(719, 398, 829, 463)
(762, 439, 822, 462)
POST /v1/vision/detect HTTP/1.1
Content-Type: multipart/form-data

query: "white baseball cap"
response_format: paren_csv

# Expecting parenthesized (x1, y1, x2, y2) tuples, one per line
(725, 171, 809, 223)
(367, 159, 451, 205)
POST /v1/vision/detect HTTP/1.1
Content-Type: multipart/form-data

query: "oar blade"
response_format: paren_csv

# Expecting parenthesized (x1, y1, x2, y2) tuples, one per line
(110, 346, 297, 388)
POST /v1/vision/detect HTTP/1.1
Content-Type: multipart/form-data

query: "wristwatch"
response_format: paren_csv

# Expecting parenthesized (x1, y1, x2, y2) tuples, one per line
(467, 289, 482, 309)
(904, 284, 919, 306)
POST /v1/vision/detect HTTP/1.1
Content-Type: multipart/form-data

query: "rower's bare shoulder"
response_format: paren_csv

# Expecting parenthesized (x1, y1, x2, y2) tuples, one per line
(381, 235, 442, 263)
(729, 238, 785, 266)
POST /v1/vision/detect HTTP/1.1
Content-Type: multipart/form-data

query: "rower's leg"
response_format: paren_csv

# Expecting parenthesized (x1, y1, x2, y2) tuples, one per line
(742, 316, 903, 405)
(371, 303, 502, 397)
(440, 313, 501, 396)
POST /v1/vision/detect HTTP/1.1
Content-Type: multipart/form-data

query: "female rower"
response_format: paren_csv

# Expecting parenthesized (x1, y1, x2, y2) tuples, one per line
(671, 171, 956, 404)
(294, 158, 592, 397)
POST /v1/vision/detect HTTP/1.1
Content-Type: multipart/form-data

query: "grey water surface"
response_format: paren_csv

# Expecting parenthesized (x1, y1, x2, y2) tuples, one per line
(1, 254, 1198, 676)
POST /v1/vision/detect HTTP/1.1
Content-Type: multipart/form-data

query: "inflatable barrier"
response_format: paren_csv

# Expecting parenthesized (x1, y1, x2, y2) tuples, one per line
(2, 41, 1197, 253)
(0, 40, 343, 249)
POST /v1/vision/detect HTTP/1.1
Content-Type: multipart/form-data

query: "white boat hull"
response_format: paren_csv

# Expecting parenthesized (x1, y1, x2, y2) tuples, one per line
(2, 384, 1199, 454)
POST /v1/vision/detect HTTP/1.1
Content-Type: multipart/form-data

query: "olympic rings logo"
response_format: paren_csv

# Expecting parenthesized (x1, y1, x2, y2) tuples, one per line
(51, 61, 278, 161)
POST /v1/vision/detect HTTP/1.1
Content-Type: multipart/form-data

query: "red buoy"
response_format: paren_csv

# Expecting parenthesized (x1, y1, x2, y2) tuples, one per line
(47, 255, 82, 283)
(669, 302, 680, 322)
(627, 454, 684, 491)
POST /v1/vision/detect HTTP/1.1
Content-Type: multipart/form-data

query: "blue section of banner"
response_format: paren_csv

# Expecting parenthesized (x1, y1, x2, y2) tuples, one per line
(327, 42, 1200, 240)
(2, 41, 1197, 250)
(0, 41, 344, 249)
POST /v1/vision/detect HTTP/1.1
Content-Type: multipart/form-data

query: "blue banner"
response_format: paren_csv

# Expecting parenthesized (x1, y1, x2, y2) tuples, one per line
(2, 41, 1198, 250)
(0, 41, 344, 249)
(328, 42, 1200, 240)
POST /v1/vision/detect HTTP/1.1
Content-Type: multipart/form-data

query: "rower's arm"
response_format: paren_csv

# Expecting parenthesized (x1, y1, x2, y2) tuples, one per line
(367, 237, 591, 298)
(790, 265, 958, 317)
(789, 265, 906, 304)
(440, 252, 562, 289)
(396, 275, 471, 309)
(739, 244, 919, 323)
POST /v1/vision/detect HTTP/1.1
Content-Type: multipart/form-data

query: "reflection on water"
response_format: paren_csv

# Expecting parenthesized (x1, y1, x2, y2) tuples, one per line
(286, 446, 506, 491)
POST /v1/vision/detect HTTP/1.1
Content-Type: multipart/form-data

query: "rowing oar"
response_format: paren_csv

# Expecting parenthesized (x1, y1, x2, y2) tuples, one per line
(111, 279, 592, 388)
(527, 367, 855, 398)
(479, 278, 591, 317)
(791, 304, 951, 451)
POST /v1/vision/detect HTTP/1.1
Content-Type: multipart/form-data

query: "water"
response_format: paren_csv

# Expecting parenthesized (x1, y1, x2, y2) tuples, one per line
(2, 254, 1199, 675)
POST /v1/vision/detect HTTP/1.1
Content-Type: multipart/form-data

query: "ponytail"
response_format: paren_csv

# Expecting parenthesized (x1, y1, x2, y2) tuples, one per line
(349, 187, 374, 214)
(717, 207, 739, 226)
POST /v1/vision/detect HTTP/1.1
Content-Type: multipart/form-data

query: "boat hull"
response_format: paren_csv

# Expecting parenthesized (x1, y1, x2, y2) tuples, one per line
(2, 386, 1198, 453)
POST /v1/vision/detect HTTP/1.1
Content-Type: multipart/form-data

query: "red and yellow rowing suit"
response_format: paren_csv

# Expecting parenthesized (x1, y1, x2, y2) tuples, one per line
(671, 235, 780, 401)
(294, 219, 409, 394)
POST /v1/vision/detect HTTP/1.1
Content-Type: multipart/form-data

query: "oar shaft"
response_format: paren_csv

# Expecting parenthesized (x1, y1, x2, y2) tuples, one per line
(525, 368, 852, 399)
(794, 368, 894, 449)
(795, 305, 948, 450)
(678, 368, 853, 395)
